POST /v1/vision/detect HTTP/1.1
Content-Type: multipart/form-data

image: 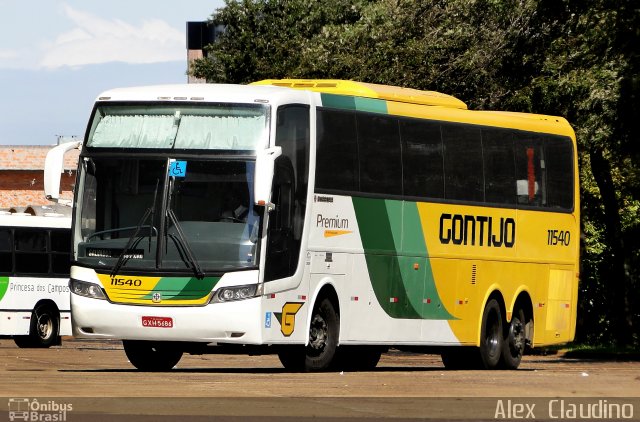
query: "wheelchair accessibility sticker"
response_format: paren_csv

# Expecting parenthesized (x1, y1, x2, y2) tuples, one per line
(169, 160, 187, 177)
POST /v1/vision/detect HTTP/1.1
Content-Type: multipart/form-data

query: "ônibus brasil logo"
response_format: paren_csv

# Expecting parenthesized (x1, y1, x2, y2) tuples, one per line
(7, 398, 72, 421)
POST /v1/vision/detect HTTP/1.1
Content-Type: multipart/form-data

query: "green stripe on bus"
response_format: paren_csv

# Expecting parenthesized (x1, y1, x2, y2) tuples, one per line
(140, 276, 220, 301)
(401, 203, 455, 320)
(321, 93, 355, 110)
(320, 93, 388, 114)
(0, 277, 8, 302)
(354, 97, 388, 114)
(352, 198, 454, 320)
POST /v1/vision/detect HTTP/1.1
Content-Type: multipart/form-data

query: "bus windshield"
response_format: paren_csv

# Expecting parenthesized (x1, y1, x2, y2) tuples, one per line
(75, 157, 261, 273)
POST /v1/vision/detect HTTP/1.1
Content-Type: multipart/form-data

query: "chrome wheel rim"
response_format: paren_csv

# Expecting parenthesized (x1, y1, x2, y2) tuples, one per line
(309, 314, 327, 350)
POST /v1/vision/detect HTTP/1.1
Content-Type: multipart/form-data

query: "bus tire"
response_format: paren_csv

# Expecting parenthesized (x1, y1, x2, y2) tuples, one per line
(441, 348, 482, 370)
(304, 297, 339, 371)
(123, 340, 183, 371)
(277, 346, 306, 371)
(337, 346, 384, 371)
(14, 303, 59, 348)
(500, 307, 526, 369)
(479, 298, 503, 369)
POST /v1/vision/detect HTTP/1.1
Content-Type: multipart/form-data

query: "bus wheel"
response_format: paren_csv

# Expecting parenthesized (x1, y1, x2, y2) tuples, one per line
(441, 348, 481, 369)
(123, 340, 183, 371)
(14, 304, 59, 348)
(277, 346, 305, 371)
(501, 307, 526, 369)
(337, 346, 384, 371)
(305, 297, 339, 371)
(479, 298, 503, 369)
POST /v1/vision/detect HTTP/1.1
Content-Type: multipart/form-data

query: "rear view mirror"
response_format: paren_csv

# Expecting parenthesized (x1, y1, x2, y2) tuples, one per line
(254, 146, 282, 208)
(44, 141, 81, 205)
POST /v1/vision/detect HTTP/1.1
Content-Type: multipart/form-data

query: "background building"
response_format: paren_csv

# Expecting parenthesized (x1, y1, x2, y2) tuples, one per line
(186, 21, 224, 83)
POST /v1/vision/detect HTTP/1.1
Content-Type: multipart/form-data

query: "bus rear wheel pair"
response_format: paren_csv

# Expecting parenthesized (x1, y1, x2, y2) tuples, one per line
(441, 299, 527, 370)
(13, 303, 60, 349)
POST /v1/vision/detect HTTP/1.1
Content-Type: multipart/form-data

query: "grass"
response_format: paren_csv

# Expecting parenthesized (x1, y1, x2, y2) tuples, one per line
(545, 343, 640, 360)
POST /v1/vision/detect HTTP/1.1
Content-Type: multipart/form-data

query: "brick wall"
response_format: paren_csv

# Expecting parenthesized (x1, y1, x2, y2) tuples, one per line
(0, 171, 75, 208)
(0, 146, 78, 209)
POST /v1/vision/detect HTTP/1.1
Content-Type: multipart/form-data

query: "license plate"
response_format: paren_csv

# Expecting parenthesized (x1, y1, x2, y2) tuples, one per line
(141, 316, 173, 328)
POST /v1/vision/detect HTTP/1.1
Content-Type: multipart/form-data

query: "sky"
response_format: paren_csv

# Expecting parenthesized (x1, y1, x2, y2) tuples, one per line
(0, 0, 225, 146)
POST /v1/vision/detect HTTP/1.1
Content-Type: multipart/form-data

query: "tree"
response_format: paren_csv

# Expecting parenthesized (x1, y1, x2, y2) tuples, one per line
(190, 0, 372, 83)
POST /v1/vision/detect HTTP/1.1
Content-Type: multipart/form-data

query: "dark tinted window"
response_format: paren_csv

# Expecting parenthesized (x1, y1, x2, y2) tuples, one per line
(52, 254, 70, 275)
(545, 136, 573, 210)
(401, 119, 444, 199)
(15, 230, 46, 252)
(50, 229, 70, 252)
(14, 230, 48, 274)
(266, 105, 311, 280)
(15, 253, 48, 274)
(51, 229, 71, 275)
(0, 229, 11, 273)
(316, 109, 358, 191)
(0, 229, 11, 251)
(443, 124, 483, 201)
(483, 129, 515, 204)
(0, 227, 72, 276)
(515, 134, 544, 207)
(357, 113, 402, 195)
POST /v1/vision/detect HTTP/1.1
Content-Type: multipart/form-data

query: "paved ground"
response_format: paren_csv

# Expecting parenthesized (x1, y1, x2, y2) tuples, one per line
(1, 338, 639, 421)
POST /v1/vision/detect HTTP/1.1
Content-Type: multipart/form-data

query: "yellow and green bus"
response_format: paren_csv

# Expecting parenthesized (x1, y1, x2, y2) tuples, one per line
(45, 79, 579, 371)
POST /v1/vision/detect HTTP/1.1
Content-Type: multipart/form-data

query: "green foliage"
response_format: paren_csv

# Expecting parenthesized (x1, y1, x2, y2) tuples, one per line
(191, 0, 640, 347)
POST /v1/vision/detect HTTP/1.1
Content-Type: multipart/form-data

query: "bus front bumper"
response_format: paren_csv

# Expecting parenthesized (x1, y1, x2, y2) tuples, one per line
(70, 293, 264, 344)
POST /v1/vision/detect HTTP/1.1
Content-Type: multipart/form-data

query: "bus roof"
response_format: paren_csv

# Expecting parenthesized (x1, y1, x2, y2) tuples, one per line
(93, 84, 297, 104)
(254, 79, 574, 139)
(252, 79, 468, 110)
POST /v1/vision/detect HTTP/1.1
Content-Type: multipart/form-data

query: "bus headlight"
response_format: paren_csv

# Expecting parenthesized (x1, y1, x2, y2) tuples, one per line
(210, 284, 261, 303)
(70, 279, 107, 300)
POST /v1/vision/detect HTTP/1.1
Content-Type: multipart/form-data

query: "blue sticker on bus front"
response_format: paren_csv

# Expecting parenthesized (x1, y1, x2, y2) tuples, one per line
(169, 161, 187, 177)
(265, 312, 272, 328)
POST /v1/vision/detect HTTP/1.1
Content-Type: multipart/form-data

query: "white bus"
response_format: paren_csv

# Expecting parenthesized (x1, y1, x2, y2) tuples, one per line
(45, 80, 578, 371)
(0, 212, 72, 347)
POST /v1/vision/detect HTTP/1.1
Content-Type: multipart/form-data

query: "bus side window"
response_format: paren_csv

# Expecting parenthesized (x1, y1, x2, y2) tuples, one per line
(0, 229, 12, 273)
(400, 119, 444, 199)
(14, 230, 48, 274)
(50, 229, 71, 276)
(357, 113, 402, 195)
(545, 136, 574, 210)
(515, 136, 545, 207)
(265, 104, 310, 282)
(265, 157, 296, 281)
(442, 124, 484, 202)
(316, 109, 358, 192)
(482, 129, 516, 205)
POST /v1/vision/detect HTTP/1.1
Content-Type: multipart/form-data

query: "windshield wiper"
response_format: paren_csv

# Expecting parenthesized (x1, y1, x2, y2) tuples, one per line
(149, 179, 159, 251)
(110, 208, 153, 277)
(110, 179, 160, 277)
(163, 174, 204, 279)
(166, 209, 205, 279)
